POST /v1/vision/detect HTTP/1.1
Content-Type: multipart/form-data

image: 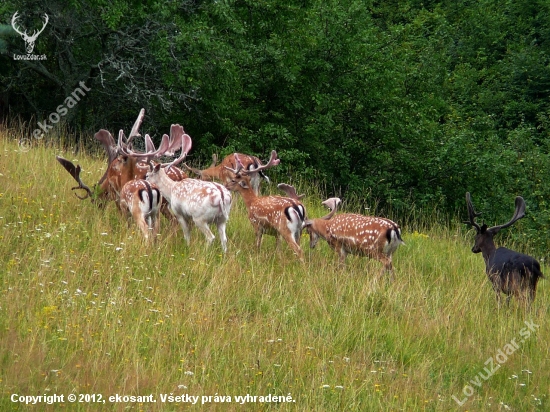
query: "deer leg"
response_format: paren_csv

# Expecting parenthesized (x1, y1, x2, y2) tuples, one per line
(293, 228, 301, 244)
(134, 211, 150, 240)
(280, 231, 304, 261)
(151, 213, 160, 240)
(118, 199, 131, 225)
(193, 219, 216, 247)
(176, 215, 192, 245)
(254, 224, 263, 249)
(376, 254, 394, 280)
(161, 200, 177, 224)
(337, 245, 347, 267)
(217, 221, 228, 253)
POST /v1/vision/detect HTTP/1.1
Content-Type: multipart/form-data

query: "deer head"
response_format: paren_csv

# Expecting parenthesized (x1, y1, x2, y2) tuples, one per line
(465, 192, 526, 254)
(56, 109, 147, 203)
(12, 11, 49, 54)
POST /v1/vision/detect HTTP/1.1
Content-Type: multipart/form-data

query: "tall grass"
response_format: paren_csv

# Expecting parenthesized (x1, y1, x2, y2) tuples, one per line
(0, 132, 548, 411)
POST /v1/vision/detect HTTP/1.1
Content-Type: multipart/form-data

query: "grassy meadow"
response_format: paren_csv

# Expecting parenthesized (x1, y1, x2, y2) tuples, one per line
(0, 130, 548, 411)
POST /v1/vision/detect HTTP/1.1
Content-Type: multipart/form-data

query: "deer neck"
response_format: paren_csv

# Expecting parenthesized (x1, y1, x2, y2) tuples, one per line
(481, 242, 498, 267)
(152, 170, 176, 203)
(237, 186, 257, 208)
(313, 218, 331, 240)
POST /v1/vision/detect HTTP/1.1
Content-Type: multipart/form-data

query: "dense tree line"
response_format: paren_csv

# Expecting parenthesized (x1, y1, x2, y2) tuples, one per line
(1, 0, 549, 253)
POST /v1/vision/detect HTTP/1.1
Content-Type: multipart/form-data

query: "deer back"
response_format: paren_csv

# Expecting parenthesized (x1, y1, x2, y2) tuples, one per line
(168, 178, 232, 221)
(324, 214, 403, 253)
(248, 195, 305, 229)
(121, 180, 161, 214)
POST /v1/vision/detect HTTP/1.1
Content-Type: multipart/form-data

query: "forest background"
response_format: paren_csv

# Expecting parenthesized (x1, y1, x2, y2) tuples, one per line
(1, 0, 550, 256)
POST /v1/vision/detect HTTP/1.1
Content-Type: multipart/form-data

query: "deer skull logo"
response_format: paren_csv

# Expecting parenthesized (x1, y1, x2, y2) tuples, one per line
(11, 11, 49, 54)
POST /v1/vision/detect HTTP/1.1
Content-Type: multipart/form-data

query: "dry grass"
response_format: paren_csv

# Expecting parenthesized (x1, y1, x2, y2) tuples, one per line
(0, 132, 548, 411)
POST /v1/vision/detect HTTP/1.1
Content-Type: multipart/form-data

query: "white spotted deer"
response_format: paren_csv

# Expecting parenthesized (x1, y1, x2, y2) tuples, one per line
(304, 198, 404, 275)
(122, 127, 232, 253)
(225, 153, 306, 260)
(185, 152, 280, 195)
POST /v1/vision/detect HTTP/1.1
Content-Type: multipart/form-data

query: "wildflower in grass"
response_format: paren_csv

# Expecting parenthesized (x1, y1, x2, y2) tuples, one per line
(184, 371, 194, 376)
(411, 230, 429, 239)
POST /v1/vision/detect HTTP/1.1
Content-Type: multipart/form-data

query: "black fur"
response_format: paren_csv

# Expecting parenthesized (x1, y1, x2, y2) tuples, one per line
(138, 181, 155, 211)
(284, 202, 304, 222)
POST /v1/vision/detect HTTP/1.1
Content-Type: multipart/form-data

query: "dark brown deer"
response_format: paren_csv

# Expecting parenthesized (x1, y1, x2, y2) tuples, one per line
(185, 152, 279, 195)
(465, 192, 544, 306)
(56, 109, 187, 206)
(303, 198, 404, 275)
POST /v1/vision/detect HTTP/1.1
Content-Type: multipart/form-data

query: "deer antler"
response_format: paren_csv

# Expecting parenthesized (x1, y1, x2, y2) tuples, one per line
(120, 124, 192, 170)
(277, 183, 305, 200)
(488, 196, 526, 234)
(465, 192, 482, 233)
(56, 156, 94, 200)
(210, 153, 218, 168)
(224, 150, 280, 175)
(11, 12, 27, 38)
(128, 109, 145, 139)
(223, 153, 244, 175)
(239, 151, 280, 175)
(320, 197, 341, 220)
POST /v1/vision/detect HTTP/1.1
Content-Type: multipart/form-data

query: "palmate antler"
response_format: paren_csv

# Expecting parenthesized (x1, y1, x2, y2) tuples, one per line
(57, 109, 147, 202)
(55, 156, 94, 199)
(224, 150, 280, 175)
(119, 124, 193, 170)
(465, 192, 482, 233)
(465, 192, 526, 234)
(277, 183, 305, 200)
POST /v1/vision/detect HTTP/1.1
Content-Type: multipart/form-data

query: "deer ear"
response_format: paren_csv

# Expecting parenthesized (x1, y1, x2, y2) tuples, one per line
(480, 223, 488, 233)
(154, 163, 161, 172)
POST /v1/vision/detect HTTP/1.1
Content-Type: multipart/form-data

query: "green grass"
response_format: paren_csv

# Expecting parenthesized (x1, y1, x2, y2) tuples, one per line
(0, 133, 548, 411)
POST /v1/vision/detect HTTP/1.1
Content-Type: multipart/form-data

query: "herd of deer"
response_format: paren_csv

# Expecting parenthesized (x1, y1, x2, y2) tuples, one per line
(56, 110, 544, 306)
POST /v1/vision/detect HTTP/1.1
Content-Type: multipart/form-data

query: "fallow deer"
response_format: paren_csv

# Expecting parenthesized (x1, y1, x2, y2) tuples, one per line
(465, 192, 544, 305)
(119, 179, 161, 241)
(56, 109, 187, 212)
(123, 128, 233, 253)
(225, 154, 306, 260)
(185, 152, 279, 195)
(304, 198, 404, 275)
